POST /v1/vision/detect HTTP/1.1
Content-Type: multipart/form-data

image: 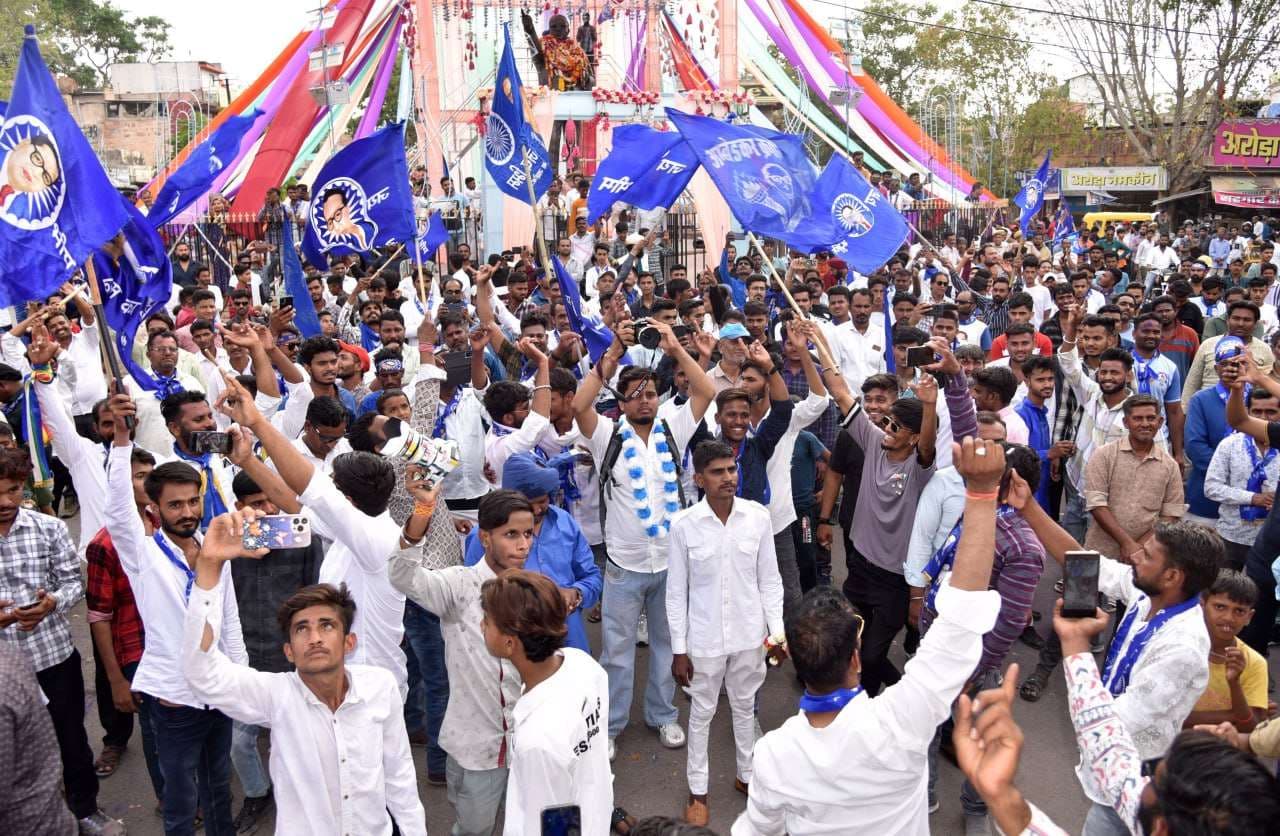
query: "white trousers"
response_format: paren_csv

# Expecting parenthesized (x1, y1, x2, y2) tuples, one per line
(685, 647, 766, 794)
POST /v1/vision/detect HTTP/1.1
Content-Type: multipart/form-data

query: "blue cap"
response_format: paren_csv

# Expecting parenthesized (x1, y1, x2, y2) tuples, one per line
(501, 453, 560, 499)
(718, 323, 750, 340)
(1215, 336, 1246, 364)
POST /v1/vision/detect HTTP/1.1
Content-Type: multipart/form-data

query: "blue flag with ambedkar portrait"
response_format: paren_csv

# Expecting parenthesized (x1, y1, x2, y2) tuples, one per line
(666, 108, 837, 254)
(147, 108, 263, 228)
(586, 125, 699, 225)
(281, 222, 321, 338)
(416, 211, 450, 261)
(813, 155, 909, 275)
(1051, 204, 1078, 246)
(484, 25, 552, 204)
(301, 122, 415, 268)
(91, 196, 173, 391)
(0, 26, 131, 307)
(1013, 150, 1052, 237)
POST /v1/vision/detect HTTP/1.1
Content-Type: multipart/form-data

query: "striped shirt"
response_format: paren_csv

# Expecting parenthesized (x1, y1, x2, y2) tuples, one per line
(919, 512, 1046, 675)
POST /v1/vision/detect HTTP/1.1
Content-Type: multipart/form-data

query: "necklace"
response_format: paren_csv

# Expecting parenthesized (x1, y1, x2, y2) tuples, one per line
(619, 419, 681, 538)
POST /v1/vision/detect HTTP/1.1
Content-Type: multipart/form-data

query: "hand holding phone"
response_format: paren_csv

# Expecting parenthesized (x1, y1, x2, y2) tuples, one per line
(1061, 551, 1101, 618)
(242, 515, 312, 551)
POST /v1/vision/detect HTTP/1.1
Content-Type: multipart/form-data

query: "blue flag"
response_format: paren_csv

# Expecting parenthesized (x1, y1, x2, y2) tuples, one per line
(1051, 205, 1078, 245)
(1013, 151, 1051, 237)
(813, 155, 909, 275)
(417, 211, 450, 261)
(301, 122, 415, 268)
(147, 108, 263, 227)
(92, 197, 173, 391)
(0, 26, 130, 307)
(586, 125, 699, 224)
(666, 108, 836, 253)
(484, 25, 552, 204)
(282, 222, 321, 338)
(553, 255, 615, 363)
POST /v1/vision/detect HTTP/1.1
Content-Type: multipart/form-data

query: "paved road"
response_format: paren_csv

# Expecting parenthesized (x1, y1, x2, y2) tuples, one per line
(70, 522, 1093, 834)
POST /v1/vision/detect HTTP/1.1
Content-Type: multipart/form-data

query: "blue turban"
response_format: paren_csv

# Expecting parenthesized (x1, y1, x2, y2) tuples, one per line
(501, 452, 561, 499)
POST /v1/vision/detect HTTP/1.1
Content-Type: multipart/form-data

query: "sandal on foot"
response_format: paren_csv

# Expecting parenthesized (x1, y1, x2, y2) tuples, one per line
(94, 745, 125, 777)
(611, 807, 636, 834)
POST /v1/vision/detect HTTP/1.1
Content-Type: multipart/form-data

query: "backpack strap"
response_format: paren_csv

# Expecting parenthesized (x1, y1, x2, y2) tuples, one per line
(597, 422, 626, 534)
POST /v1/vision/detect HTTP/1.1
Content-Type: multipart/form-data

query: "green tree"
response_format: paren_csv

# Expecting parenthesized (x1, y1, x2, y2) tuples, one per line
(1044, 0, 1280, 193)
(0, 0, 171, 91)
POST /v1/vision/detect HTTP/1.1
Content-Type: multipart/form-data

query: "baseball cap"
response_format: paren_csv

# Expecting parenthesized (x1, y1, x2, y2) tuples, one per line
(718, 323, 750, 340)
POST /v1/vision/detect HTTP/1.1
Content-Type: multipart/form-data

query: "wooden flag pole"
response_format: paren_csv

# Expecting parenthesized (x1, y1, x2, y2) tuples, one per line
(743, 233, 839, 372)
(83, 258, 135, 429)
(522, 156, 556, 281)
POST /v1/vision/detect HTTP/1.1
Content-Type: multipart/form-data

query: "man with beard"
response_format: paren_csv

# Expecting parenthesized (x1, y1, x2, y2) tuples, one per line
(1130, 313, 1186, 466)
(827, 288, 885, 395)
(1005, 469, 1217, 836)
(103, 394, 246, 835)
(274, 336, 358, 438)
(161, 391, 236, 532)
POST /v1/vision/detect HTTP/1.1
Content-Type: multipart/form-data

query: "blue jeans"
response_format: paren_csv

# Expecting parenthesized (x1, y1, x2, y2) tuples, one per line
(149, 701, 234, 836)
(1061, 478, 1089, 544)
(1083, 801, 1131, 836)
(230, 721, 270, 799)
(133, 689, 165, 803)
(402, 600, 449, 775)
(601, 561, 677, 738)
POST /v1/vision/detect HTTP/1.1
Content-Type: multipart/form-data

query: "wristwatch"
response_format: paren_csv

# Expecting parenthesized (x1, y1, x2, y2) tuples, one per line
(820, 517, 837, 526)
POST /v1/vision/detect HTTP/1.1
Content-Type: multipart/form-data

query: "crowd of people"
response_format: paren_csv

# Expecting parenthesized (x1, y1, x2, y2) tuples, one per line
(4, 173, 1280, 836)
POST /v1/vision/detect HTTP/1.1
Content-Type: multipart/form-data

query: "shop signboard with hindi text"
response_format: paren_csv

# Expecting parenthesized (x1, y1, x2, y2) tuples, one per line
(1211, 175, 1280, 209)
(1211, 120, 1280, 168)
(1059, 166, 1167, 193)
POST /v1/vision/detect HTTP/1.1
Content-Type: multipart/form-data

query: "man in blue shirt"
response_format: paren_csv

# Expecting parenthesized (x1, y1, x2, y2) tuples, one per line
(1131, 312, 1186, 466)
(1209, 225, 1234, 272)
(1185, 337, 1249, 524)
(462, 454, 601, 652)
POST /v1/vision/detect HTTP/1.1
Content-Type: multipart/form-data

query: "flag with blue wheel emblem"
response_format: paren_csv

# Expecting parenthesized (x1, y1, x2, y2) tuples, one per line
(0, 26, 131, 307)
(417, 211, 450, 261)
(1051, 204, 1078, 246)
(1013, 150, 1051, 237)
(147, 108, 263, 227)
(813, 155, 909, 275)
(485, 25, 552, 204)
(301, 122, 415, 268)
(666, 108, 837, 253)
(586, 125, 700, 224)
(92, 196, 173, 391)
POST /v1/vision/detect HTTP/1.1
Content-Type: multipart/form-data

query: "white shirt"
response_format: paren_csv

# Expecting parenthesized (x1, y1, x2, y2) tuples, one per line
(666, 499, 784, 657)
(504, 648, 613, 836)
(731, 582, 1000, 836)
(286, 435, 351, 475)
(1075, 557, 1209, 804)
(126, 370, 205, 457)
(61, 325, 107, 415)
(387, 548, 522, 771)
(301, 470, 408, 697)
(34, 379, 113, 554)
(183, 584, 426, 836)
(903, 466, 964, 587)
(585, 401, 701, 573)
(1146, 246, 1180, 272)
(955, 317, 989, 350)
(103, 445, 246, 707)
(827, 324, 886, 394)
(438, 384, 490, 501)
(484, 410, 552, 488)
(759, 392, 832, 534)
(1024, 282, 1055, 327)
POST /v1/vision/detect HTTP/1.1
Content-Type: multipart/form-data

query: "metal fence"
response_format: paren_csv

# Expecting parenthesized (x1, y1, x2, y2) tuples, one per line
(903, 199, 1008, 248)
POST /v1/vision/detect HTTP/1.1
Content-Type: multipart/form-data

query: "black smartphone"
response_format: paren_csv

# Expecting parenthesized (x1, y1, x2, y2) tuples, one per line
(278, 295, 294, 310)
(443, 349, 471, 388)
(1062, 550, 1101, 618)
(540, 805, 581, 836)
(905, 345, 936, 367)
(189, 431, 232, 456)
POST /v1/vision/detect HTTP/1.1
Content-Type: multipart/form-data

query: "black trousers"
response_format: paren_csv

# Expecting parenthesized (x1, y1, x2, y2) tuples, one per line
(842, 539, 908, 696)
(93, 641, 134, 749)
(1241, 556, 1277, 657)
(37, 648, 99, 819)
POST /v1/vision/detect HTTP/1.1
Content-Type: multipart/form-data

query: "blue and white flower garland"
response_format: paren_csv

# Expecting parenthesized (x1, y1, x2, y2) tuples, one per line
(619, 419, 681, 537)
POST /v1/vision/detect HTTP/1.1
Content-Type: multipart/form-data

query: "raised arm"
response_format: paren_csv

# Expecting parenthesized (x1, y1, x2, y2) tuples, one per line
(648, 319, 715, 421)
(217, 372, 315, 496)
(1226, 357, 1275, 445)
(912, 374, 939, 468)
(226, 426, 302, 514)
(102, 393, 148, 573)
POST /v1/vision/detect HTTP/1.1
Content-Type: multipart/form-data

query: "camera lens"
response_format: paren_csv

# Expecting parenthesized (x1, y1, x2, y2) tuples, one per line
(638, 326, 661, 350)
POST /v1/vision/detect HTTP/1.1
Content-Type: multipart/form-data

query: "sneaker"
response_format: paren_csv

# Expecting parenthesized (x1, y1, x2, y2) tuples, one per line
(928, 798, 940, 814)
(1053, 578, 1064, 594)
(636, 613, 649, 647)
(608, 738, 617, 762)
(656, 722, 686, 748)
(233, 790, 274, 834)
(77, 812, 125, 835)
(60, 493, 80, 519)
(964, 812, 992, 836)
